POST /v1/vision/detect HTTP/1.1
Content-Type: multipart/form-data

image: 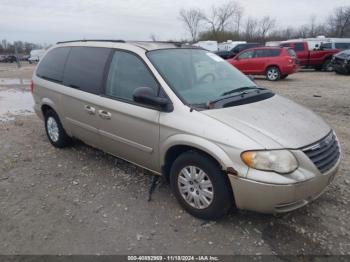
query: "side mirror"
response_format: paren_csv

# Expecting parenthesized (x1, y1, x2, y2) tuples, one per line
(133, 87, 172, 111)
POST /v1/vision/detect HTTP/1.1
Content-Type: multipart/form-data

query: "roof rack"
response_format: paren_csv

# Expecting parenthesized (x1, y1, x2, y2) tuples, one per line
(56, 39, 126, 44)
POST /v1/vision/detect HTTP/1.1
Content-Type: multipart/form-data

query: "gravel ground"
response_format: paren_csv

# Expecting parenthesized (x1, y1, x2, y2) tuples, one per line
(0, 64, 349, 255)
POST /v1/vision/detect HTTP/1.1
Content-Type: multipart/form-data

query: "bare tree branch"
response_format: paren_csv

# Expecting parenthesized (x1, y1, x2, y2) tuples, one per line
(204, 1, 243, 34)
(258, 16, 276, 40)
(179, 8, 204, 42)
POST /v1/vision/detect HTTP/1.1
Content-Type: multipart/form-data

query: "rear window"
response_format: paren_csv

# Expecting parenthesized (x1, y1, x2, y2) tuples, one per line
(36, 47, 71, 82)
(294, 43, 305, 51)
(321, 43, 332, 49)
(280, 43, 291, 48)
(63, 47, 111, 94)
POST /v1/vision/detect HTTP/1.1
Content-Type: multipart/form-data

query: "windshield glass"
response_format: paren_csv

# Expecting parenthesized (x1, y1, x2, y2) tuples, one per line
(147, 49, 258, 106)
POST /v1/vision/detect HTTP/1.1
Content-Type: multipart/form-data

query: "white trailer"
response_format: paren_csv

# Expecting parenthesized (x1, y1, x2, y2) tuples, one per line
(192, 41, 218, 52)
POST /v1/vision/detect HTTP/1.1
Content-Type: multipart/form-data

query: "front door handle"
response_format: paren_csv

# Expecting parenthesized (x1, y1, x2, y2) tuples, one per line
(84, 105, 96, 115)
(98, 110, 111, 120)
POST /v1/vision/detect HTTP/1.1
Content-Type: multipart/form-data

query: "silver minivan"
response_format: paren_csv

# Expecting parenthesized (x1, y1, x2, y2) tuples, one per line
(32, 40, 341, 220)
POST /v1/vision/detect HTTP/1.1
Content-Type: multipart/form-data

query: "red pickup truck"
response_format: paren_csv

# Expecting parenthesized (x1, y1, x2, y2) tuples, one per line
(280, 41, 339, 71)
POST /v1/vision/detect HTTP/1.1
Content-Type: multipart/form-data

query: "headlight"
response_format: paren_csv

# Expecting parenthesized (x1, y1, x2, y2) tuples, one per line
(241, 150, 298, 174)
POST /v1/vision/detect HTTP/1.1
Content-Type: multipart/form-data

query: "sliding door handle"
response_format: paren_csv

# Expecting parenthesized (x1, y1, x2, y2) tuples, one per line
(98, 110, 111, 120)
(84, 105, 96, 115)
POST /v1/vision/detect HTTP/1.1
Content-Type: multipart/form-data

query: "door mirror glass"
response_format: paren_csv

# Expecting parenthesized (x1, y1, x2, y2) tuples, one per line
(133, 87, 172, 111)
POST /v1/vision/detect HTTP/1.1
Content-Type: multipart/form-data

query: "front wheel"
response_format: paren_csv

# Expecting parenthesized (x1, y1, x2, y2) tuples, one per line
(266, 66, 281, 81)
(170, 151, 234, 220)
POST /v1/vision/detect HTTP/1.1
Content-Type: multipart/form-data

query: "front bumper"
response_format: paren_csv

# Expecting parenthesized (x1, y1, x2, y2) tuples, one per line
(228, 159, 340, 213)
(333, 62, 350, 74)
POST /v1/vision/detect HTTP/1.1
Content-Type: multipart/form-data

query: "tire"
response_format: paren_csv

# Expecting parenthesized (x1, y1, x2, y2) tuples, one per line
(322, 59, 333, 72)
(44, 109, 71, 148)
(266, 66, 281, 81)
(280, 74, 288, 80)
(169, 151, 233, 220)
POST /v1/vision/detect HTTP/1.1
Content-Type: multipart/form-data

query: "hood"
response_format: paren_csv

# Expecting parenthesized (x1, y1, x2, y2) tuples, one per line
(202, 95, 331, 149)
(335, 50, 350, 60)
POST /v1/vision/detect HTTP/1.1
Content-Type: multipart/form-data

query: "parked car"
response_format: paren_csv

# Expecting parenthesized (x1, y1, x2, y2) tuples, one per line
(2, 55, 17, 63)
(280, 41, 339, 71)
(228, 47, 298, 81)
(0, 55, 6, 62)
(332, 49, 350, 75)
(215, 43, 263, 59)
(32, 40, 341, 220)
(21, 55, 30, 61)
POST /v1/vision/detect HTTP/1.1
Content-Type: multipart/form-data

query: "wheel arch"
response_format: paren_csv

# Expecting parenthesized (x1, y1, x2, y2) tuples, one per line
(160, 134, 237, 180)
(265, 64, 281, 73)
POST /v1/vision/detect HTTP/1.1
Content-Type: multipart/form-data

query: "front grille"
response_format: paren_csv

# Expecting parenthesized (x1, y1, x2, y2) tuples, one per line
(333, 57, 345, 65)
(302, 131, 340, 173)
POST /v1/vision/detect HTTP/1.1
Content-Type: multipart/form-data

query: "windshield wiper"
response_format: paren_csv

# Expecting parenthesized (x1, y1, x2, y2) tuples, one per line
(221, 86, 265, 97)
(207, 87, 270, 109)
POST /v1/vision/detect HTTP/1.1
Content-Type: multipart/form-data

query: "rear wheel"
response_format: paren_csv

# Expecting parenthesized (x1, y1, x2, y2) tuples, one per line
(322, 59, 333, 72)
(44, 109, 71, 148)
(266, 66, 281, 81)
(170, 151, 233, 220)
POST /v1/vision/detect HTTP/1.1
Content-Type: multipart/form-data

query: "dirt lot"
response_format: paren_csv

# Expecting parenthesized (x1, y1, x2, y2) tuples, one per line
(0, 63, 349, 255)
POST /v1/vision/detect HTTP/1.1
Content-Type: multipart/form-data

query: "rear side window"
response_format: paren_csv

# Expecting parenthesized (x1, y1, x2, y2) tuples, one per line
(335, 43, 350, 49)
(255, 49, 281, 58)
(63, 47, 111, 94)
(105, 51, 159, 101)
(36, 47, 71, 82)
(294, 43, 305, 51)
(287, 48, 297, 58)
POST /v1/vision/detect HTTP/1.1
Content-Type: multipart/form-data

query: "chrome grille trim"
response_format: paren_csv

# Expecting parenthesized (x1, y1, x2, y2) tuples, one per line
(302, 131, 340, 173)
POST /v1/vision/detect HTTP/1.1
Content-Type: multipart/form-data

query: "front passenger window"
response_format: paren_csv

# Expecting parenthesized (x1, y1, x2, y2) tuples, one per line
(106, 51, 159, 101)
(238, 50, 254, 59)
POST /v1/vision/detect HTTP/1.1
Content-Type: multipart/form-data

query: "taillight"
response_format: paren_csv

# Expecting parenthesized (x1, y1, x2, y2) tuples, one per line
(30, 80, 34, 93)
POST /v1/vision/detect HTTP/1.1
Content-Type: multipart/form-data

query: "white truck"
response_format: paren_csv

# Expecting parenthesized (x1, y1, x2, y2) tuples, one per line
(218, 40, 246, 51)
(192, 41, 218, 52)
(29, 49, 46, 64)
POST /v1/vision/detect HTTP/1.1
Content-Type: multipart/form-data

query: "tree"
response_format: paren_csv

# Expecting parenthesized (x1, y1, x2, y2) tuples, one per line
(179, 8, 204, 42)
(257, 16, 276, 40)
(244, 17, 258, 41)
(327, 6, 350, 37)
(204, 1, 243, 35)
(149, 33, 158, 41)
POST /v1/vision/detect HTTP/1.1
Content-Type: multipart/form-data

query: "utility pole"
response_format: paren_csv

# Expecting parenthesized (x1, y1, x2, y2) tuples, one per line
(14, 43, 21, 68)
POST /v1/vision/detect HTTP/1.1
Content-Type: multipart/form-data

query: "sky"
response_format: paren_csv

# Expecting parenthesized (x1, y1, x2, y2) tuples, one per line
(0, 0, 349, 44)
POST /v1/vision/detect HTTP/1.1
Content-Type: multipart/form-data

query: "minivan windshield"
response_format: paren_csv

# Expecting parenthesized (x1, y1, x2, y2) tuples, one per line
(147, 49, 263, 107)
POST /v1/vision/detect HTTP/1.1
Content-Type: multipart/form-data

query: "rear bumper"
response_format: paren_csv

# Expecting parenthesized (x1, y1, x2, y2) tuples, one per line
(34, 102, 44, 120)
(228, 159, 339, 213)
(281, 64, 299, 75)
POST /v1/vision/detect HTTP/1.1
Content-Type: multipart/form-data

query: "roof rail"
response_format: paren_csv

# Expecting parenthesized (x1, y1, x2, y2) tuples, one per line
(146, 41, 185, 47)
(56, 39, 126, 44)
